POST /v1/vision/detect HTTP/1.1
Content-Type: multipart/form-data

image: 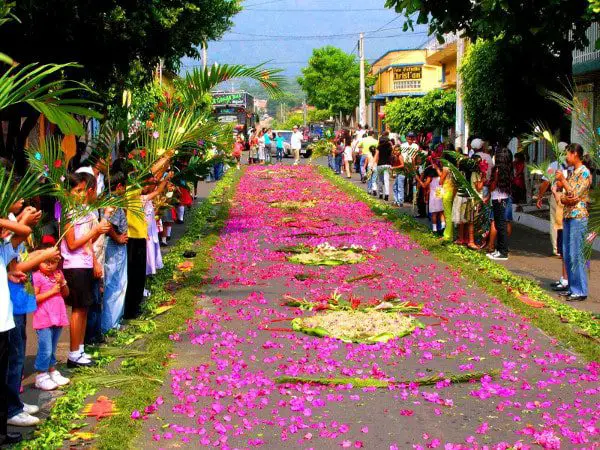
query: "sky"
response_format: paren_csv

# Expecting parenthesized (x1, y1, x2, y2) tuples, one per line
(181, 0, 431, 81)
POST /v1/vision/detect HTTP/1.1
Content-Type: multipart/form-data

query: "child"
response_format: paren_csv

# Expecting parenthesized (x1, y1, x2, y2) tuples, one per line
(61, 173, 111, 367)
(32, 243, 70, 390)
(6, 204, 60, 426)
(143, 174, 171, 276)
(416, 158, 445, 235)
(1, 214, 36, 446)
(275, 133, 285, 163)
(102, 175, 128, 334)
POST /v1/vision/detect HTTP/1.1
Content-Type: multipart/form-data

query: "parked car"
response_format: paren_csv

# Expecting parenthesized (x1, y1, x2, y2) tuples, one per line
(270, 130, 293, 157)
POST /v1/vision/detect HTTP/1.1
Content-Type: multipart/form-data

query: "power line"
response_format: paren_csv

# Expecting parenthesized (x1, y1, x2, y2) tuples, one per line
(228, 26, 407, 39)
(217, 32, 428, 43)
(371, 15, 402, 34)
(244, 8, 386, 11)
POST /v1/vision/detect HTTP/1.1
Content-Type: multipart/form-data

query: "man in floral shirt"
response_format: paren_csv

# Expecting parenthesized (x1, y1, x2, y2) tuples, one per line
(555, 143, 592, 302)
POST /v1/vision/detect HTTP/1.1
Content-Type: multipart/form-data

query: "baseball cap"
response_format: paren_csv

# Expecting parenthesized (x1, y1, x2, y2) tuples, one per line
(471, 138, 484, 150)
(75, 166, 95, 176)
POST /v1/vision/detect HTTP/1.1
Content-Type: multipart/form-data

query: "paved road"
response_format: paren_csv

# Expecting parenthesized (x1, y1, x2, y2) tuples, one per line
(137, 165, 598, 449)
(313, 158, 600, 315)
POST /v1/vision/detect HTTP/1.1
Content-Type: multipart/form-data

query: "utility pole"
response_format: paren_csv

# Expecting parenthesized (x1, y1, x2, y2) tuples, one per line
(455, 36, 466, 150)
(202, 41, 208, 70)
(359, 33, 367, 127)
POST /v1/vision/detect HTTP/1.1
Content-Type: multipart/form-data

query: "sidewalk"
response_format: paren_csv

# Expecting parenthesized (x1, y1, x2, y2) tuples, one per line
(316, 158, 600, 315)
(10, 179, 217, 437)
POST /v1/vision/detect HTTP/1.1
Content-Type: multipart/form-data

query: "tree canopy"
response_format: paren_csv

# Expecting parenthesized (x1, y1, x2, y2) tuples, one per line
(0, 0, 241, 96)
(384, 0, 597, 142)
(298, 46, 375, 120)
(384, 89, 456, 135)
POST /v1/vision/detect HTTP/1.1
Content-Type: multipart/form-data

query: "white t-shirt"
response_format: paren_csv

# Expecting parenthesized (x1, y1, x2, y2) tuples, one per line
(400, 142, 419, 161)
(344, 145, 353, 161)
(291, 131, 303, 150)
(0, 242, 17, 332)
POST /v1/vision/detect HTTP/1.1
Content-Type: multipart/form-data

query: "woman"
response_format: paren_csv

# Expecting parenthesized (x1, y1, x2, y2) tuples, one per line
(343, 135, 353, 178)
(486, 148, 513, 261)
(439, 150, 456, 241)
(375, 133, 393, 201)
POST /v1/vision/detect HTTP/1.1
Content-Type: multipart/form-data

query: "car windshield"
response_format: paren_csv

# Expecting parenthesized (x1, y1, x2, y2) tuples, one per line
(275, 131, 292, 142)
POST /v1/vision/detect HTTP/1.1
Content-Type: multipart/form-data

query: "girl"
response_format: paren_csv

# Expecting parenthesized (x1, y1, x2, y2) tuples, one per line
(233, 136, 244, 169)
(102, 175, 128, 334)
(466, 155, 486, 250)
(343, 135, 353, 178)
(416, 158, 445, 235)
(439, 152, 456, 242)
(486, 148, 513, 261)
(61, 173, 111, 367)
(143, 174, 171, 276)
(32, 243, 70, 391)
(375, 134, 393, 201)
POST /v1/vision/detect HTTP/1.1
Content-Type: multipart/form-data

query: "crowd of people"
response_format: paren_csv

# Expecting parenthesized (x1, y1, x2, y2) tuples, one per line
(327, 126, 593, 304)
(0, 147, 196, 441)
(242, 126, 303, 166)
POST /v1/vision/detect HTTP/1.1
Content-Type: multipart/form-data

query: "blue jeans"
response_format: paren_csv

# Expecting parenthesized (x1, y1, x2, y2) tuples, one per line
(393, 174, 405, 204)
(327, 154, 334, 170)
(7, 314, 26, 418)
(359, 155, 366, 178)
(214, 162, 224, 181)
(102, 240, 128, 333)
(492, 199, 509, 256)
(368, 168, 378, 193)
(334, 154, 343, 174)
(276, 147, 284, 162)
(35, 326, 63, 372)
(563, 218, 588, 296)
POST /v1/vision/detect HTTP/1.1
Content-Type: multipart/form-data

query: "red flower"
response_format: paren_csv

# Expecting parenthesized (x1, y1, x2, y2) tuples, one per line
(53, 159, 63, 168)
(350, 297, 361, 309)
(140, 150, 147, 158)
(128, 152, 134, 159)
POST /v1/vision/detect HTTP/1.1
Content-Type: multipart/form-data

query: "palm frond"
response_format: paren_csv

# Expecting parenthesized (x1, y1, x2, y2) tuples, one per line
(0, 165, 51, 217)
(521, 122, 565, 165)
(177, 63, 285, 106)
(527, 159, 556, 182)
(0, 62, 102, 135)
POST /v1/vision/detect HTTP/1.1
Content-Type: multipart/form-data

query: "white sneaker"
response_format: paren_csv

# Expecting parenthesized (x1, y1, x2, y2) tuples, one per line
(49, 370, 70, 386)
(486, 250, 500, 259)
(35, 373, 58, 391)
(23, 403, 39, 415)
(7, 411, 40, 427)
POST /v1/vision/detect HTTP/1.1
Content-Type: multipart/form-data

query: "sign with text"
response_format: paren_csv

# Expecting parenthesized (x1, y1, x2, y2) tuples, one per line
(393, 66, 422, 81)
(212, 92, 246, 107)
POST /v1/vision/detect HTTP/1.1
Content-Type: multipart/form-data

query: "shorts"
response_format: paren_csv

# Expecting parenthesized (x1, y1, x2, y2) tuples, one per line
(63, 268, 94, 308)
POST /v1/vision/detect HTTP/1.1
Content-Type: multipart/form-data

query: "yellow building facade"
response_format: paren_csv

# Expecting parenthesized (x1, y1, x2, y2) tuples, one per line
(369, 42, 458, 131)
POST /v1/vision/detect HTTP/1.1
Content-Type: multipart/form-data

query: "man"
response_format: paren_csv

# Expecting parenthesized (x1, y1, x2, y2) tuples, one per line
(397, 132, 419, 206)
(537, 142, 568, 257)
(555, 144, 591, 302)
(291, 125, 303, 165)
(264, 128, 272, 164)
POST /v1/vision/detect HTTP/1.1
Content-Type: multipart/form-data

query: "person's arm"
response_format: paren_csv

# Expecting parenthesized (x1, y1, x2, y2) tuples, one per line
(0, 218, 31, 237)
(35, 282, 62, 304)
(488, 170, 498, 192)
(536, 180, 551, 209)
(374, 149, 380, 165)
(437, 166, 447, 184)
(64, 219, 110, 251)
(57, 271, 69, 298)
(392, 154, 404, 170)
(144, 174, 173, 202)
(560, 171, 591, 206)
(150, 149, 175, 178)
(474, 174, 485, 192)
(13, 247, 60, 273)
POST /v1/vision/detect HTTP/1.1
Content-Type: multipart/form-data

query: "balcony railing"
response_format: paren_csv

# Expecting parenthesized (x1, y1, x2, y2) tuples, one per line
(425, 32, 458, 51)
(573, 22, 600, 65)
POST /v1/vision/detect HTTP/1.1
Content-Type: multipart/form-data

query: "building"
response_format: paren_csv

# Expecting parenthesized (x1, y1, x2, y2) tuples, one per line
(572, 22, 600, 149)
(368, 43, 459, 132)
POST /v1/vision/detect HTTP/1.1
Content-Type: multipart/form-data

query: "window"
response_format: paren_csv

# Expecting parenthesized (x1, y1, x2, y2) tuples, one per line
(393, 80, 421, 90)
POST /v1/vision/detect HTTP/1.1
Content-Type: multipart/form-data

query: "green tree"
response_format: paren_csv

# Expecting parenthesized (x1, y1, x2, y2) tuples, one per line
(0, 0, 240, 164)
(384, 0, 597, 142)
(384, 89, 455, 135)
(298, 46, 374, 123)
